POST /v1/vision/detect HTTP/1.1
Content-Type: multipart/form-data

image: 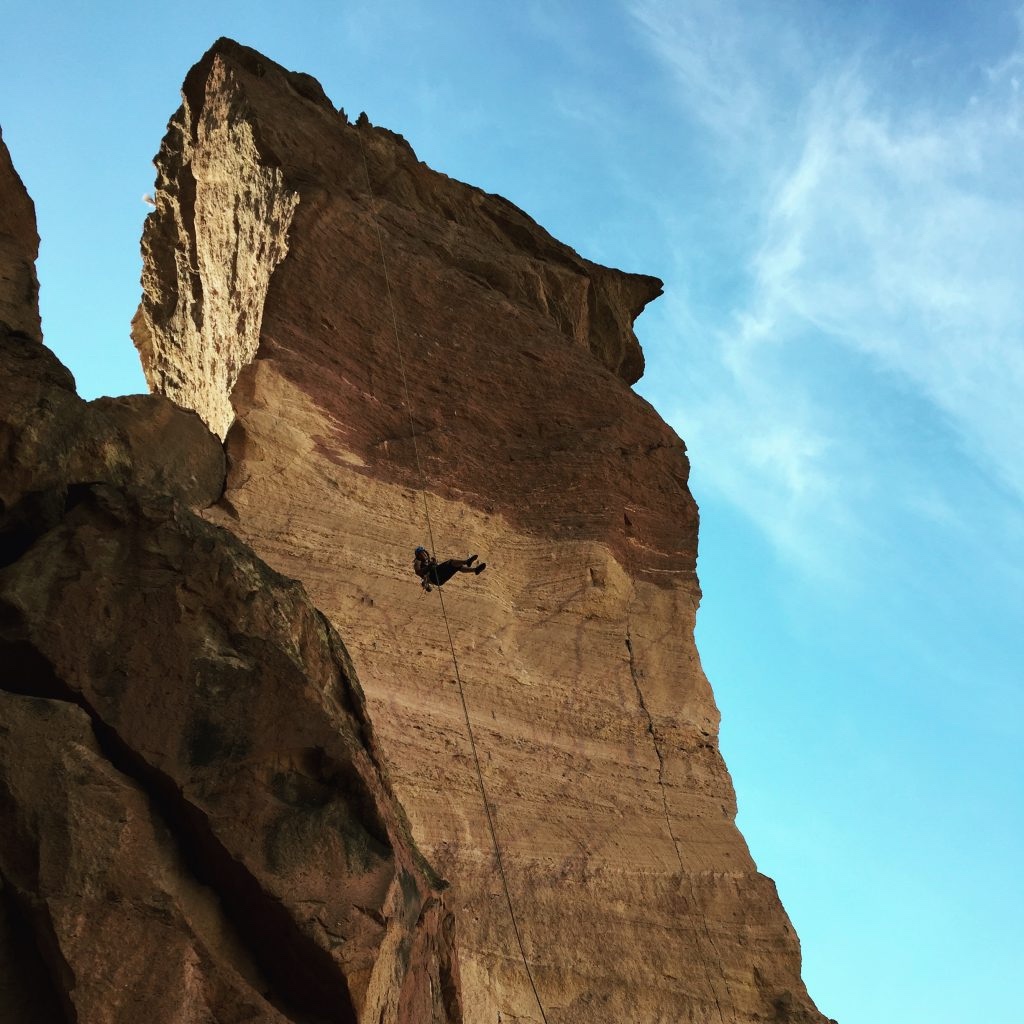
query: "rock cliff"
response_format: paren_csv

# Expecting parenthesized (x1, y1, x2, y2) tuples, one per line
(0, 130, 460, 1024)
(133, 39, 830, 1024)
(0, 126, 41, 344)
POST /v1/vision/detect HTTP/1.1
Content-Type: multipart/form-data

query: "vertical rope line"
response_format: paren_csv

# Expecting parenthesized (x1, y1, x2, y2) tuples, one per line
(357, 128, 551, 1024)
(435, 584, 551, 1024)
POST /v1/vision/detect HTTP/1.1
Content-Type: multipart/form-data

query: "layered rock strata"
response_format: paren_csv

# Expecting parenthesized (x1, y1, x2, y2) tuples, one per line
(135, 40, 830, 1023)
(0, 131, 461, 1024)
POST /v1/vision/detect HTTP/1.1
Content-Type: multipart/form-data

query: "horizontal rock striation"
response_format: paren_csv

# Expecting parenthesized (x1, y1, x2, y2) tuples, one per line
(0, 128, 461, 1024)
(135, 39, 830, 1024)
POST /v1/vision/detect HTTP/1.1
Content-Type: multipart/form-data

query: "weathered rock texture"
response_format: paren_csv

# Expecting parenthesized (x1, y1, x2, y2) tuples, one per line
(135, 40, 830, 1024)
(0, 129, 461, 1024)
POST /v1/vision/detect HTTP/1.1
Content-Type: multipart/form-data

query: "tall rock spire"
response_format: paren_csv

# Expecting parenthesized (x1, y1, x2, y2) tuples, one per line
(135, 38, 830, 1024)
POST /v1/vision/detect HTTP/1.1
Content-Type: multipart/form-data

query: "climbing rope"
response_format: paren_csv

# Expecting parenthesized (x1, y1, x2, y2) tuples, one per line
(357, 127, 551, 1024)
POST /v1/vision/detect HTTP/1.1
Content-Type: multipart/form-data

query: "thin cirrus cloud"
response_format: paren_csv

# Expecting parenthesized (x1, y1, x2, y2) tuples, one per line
(628, 0, 1024, 575)
(755, 68, 1024, 494)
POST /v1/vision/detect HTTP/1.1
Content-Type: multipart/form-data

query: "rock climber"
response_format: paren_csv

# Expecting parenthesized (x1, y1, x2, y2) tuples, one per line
(413, 546, 486, 592)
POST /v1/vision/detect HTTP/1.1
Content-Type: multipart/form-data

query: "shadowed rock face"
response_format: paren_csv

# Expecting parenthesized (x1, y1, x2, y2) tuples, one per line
(0, 130, 461, 1024)
(0, 125, 41, 342)
(134, 39, 831, 1024)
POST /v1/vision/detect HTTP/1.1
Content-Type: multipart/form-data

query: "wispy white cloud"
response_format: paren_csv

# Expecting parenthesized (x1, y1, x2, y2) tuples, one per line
(626, 0, 792, 152)
(627, 0, 1024, 574)
(755, 75, 1024, 492)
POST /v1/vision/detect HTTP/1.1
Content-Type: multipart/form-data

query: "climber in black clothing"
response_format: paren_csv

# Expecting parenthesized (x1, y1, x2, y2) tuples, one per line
(413, 546, 487, 592)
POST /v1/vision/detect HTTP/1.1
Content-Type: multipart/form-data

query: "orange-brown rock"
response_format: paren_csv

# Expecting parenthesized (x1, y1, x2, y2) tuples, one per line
(0, 331, 225, 516)
(1, 483, 461, 1024)
(135, 40, 830, 1023)
(0, 128, 461, 1024)
(0, 692, 291, 1024)
(1, 125, 225, 536)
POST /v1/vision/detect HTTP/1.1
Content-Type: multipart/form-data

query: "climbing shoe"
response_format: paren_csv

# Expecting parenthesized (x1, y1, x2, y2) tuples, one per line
(474, 563, 487, 574)
(466, 554, 478, 566)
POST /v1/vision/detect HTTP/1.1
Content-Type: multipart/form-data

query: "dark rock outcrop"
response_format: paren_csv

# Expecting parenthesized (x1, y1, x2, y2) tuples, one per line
(0, 125, 41, 342)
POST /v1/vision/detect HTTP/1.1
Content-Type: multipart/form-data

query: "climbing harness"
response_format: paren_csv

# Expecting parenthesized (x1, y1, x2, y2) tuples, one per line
(358, 127, 551, 1024)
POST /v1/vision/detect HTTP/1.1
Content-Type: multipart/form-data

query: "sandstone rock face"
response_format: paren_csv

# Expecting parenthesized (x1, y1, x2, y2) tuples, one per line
(136, 40, 830, 1024)
(0, 134, 461, 1024)
(134, 48, 302, 439)
(0, 692, 293, 1024)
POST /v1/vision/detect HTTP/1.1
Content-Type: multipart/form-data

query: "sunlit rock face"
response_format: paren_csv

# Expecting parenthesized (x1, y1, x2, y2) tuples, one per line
(134, 39, 831, 1023)
(0, 129, 461, 1024)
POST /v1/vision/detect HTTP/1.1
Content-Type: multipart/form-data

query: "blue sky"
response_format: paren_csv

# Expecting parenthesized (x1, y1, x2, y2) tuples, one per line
(4, 3, 1021, 1021)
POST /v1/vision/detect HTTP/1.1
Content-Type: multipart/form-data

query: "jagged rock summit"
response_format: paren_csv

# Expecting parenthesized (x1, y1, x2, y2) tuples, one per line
(133, 39, 830, 1024)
